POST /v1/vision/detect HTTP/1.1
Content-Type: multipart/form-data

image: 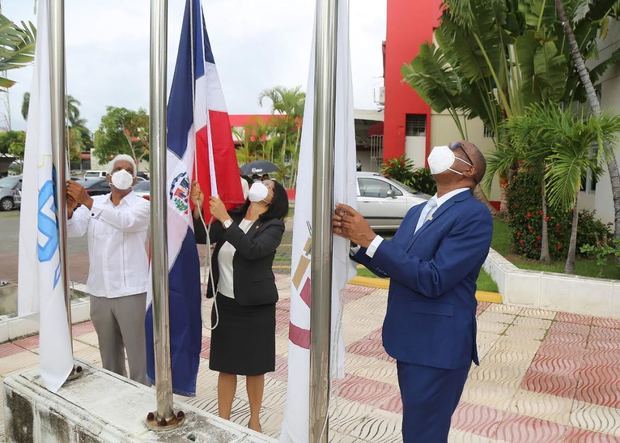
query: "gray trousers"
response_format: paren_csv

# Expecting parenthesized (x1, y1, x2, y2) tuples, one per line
(90, 293, 148, 385)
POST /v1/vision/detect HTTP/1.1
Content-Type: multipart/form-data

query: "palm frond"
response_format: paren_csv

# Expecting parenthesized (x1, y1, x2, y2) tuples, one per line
(0, 15, 36, 87)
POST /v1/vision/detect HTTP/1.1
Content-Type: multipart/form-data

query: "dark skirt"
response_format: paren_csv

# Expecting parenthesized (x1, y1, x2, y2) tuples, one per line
(209, 293, 276, 376)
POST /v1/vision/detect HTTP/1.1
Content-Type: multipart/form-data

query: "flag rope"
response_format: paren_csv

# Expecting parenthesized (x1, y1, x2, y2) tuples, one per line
(189, 0, 219, 331)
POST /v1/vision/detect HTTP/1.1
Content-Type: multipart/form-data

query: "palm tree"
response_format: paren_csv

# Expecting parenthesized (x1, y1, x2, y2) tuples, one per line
(484, 107, 556, 262)
(258, 86, 305, 187)
(536, 106, 620, 273)
(21, 92, 29, 120)
(22, 92, 84, 125)
(404, 0, 619, 215)
(554, 0, 620, 240)
(0, 14, 36, 88)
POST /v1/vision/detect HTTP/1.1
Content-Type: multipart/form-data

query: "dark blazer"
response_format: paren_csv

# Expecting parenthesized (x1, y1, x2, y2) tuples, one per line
(195, 215, 285, 306)
(353, 190, 492, 370)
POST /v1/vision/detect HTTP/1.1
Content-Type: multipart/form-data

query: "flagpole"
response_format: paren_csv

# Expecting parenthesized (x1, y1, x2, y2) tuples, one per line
(147, 0, 184, 430)
(49, 0, 73, 355)
(309, 0, 338, 441)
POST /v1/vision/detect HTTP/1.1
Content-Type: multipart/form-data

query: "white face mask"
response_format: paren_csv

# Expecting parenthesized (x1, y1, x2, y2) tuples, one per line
(427, 145, 472, 176)
(111, 169, 134, 190)
(248, 182, 269, 203)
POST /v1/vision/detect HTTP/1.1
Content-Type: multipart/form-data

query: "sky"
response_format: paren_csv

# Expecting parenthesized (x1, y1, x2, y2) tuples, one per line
(2, 0, 386, 132)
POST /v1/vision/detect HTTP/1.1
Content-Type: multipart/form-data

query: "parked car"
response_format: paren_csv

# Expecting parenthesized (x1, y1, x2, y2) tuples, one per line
(356, 172, 430, 231)
(83, 170, 107, 180)
(133, 180, 150, 200)
(77, 178, 111, 196)
(0, 175, 22, 211)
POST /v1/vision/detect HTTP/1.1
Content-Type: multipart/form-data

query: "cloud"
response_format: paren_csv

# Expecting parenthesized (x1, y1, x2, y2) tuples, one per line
(3, 0, 385, 132)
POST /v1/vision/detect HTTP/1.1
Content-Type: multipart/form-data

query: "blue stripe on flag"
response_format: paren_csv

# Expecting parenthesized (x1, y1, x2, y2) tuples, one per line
(145, 228, 202, 396)
(167, 0, 196, 158)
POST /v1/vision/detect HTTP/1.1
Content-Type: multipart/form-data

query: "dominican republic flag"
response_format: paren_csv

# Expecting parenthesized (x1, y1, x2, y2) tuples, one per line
(280, 1, 357, 441)
(145, 0, 243, 396)
(17, 0, 73, 393)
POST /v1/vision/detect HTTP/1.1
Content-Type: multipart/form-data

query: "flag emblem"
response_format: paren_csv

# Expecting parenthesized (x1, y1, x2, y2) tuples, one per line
(169, 172, 190, 215)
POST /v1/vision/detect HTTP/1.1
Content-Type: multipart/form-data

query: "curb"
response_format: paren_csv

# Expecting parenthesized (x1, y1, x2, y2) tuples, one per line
(348, 276, 503, 304)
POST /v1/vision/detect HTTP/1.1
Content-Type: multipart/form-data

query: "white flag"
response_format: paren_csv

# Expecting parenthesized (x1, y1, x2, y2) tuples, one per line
(18, 0, 73, 392)
(280, 1, 357, 441)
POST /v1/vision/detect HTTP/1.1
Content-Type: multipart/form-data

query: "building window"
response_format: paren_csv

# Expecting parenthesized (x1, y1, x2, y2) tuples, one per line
(483, 124, 495, 138)
(405, 114, 426, 137)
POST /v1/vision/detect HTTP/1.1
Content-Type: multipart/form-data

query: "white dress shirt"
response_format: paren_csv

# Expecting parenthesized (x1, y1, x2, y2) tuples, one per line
(217, 219, 255, 298)
(364, 187, 470, 258)
(67, 192, 150, 298)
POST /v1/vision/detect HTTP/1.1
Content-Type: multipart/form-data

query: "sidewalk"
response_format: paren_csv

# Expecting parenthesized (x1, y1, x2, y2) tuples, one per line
(1, 277, 619, 442)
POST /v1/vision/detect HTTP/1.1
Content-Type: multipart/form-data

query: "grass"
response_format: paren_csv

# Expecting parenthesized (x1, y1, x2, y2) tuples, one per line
(477, 269, 499, 292)
(492, 218, 620, 280)
(356, 265, 499, 292)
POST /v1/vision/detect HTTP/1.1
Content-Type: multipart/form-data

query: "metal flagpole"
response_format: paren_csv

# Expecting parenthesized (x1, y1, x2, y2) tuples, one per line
(49, 0, 75, 359)
(309, 0, 339, 441)
(146, 0, 184, 430)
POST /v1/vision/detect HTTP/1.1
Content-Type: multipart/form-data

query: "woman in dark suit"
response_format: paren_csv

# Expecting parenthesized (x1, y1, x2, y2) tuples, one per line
(191, 178, 288, 433)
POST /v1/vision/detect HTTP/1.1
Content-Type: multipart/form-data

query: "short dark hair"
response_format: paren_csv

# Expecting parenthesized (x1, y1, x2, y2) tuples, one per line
(260, 180, 289, 221)
(241, 175, 253, 189)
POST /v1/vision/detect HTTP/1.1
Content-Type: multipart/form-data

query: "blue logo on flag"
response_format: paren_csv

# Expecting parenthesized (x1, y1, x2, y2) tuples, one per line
(37, 180, 61, 288)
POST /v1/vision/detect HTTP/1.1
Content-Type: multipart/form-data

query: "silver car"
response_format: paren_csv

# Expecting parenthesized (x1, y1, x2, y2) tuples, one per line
(356, 172, 429, 231)
(0, 175, 22, 211)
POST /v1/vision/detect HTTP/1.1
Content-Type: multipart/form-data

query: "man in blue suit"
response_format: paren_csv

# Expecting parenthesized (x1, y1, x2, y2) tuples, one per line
(334, 141, 492, 442)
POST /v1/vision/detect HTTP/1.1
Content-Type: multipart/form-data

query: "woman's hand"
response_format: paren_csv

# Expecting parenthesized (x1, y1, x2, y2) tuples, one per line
(209, 196, 231, 224)
(190, 182, 204, 207)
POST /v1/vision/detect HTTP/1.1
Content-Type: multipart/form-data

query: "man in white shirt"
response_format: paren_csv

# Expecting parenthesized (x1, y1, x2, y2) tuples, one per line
(66, 154, 150, 385)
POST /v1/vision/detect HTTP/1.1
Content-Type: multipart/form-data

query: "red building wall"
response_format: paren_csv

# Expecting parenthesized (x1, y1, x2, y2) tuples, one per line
(383, 0, 441, 162)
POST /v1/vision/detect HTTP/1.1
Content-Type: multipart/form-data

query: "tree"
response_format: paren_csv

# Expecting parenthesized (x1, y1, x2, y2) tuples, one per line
(258, 86, 305, 188)
(402, 0, 619, 214)
(0, 130, 25, 158)
(93, 107, 149, 169)
(485, 105, 562, 262)
(498, 102, 620, 274)
(0, 14, 36, 88)
(22, 92, 93, 161)
(554, 0, 620, 240)
(21, 92, 29, 120)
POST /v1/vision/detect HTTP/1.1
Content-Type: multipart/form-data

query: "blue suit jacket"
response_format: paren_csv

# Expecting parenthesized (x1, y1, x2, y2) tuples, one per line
(353, 190, 492, 370)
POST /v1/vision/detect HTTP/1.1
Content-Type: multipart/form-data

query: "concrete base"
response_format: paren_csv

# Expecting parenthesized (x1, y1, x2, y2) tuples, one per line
(483, 248, 620, 318)
(3, 360, 275, 442)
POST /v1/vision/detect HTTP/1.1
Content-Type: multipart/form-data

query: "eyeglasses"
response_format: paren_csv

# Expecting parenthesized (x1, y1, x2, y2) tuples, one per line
(449, 142, 474, 165)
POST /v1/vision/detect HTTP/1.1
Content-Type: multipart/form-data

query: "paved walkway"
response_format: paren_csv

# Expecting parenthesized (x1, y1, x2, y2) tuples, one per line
(1, 277, 619, 442)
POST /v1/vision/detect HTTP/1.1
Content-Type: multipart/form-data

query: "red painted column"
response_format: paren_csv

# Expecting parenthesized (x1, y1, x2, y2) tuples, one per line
(384, 0, 441, 161)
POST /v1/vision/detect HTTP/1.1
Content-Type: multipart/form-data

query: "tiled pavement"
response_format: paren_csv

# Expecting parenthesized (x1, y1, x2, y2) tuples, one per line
(0, 277, 619, 442)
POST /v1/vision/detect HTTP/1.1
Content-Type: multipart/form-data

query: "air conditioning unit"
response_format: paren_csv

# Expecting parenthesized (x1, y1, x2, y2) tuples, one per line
(374, 86, 385, 106)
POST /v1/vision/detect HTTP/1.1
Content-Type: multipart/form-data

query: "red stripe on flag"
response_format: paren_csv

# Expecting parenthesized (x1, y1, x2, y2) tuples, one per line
(195, 110, 245, 221)
(289, 321, 310, 349)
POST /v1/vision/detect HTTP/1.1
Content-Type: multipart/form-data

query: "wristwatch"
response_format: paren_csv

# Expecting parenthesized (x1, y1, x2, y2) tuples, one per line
(223, 219, 233, 229)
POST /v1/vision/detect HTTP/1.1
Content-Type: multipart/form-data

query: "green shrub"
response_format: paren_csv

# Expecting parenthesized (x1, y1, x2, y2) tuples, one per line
(506, 171, 612, 260)
(576, 210, 613, 254)
(381, 155, 414, 184)
(580, 238, 620, 277)
(410, 167, 437, 195)
(381, 155, 437, 195)
(506, 171, 570, 260)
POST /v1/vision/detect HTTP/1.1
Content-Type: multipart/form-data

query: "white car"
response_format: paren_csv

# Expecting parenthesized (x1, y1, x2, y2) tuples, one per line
(83, 170, 107, 180)
(0, 175, 21, 211)
(356, 172, 429, 231)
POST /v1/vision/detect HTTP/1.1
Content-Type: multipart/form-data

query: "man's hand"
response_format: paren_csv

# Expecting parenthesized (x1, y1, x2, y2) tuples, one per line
(333, 203, 376, 248)
(66, 196, 78, 219)
(66, 181, 93, 209)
